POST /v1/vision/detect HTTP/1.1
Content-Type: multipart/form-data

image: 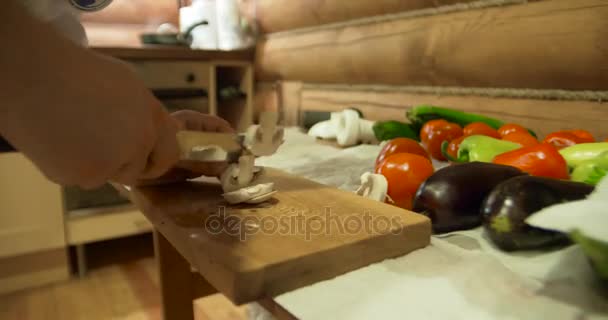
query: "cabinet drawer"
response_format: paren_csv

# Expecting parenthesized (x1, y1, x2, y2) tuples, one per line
(0, 154, 65, 258)
(131, 61, 211, 89)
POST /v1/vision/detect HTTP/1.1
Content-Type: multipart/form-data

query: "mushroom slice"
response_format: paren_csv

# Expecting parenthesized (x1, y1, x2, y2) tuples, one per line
(220, 155, 255, 193)
(187, 145, 228, 162)
(245, 191, 277, 204)
(244, 112, 284, 156)
(355, 172, 388, 202)
(222, 183, 276, 204)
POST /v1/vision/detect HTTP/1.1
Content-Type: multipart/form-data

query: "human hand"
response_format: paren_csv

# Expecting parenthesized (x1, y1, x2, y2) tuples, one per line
(0, 53, 180, 189)
(135, 110, 235, 185)
(174, 110, 235, 178)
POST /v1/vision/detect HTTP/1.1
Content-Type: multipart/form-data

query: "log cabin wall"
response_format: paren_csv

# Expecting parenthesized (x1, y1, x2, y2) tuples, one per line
(251, 0, 608, 139)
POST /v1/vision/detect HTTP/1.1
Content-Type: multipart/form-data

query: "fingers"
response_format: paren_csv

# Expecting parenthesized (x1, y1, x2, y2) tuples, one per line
(176, 160, 229, 177)
(109, 156, 148, 186)
(171, 110, 234, 133)
(140, 115, 181, 180)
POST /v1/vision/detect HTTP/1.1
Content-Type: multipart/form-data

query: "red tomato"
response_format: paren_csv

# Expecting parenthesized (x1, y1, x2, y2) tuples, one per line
(420, 120, 449, 145)
(420, 121, 463, 161)
(376, 153, 434, 210)
(501, 132, 538, 148)
(463, 122, 500, 139)
(492, 143, 569, 179)
(498, 124, 529, 137)
(567, 130, 595, 143)
(445, 136, 465, 162)
(543, 131, 588, 150)
(375, 138, 429, 172)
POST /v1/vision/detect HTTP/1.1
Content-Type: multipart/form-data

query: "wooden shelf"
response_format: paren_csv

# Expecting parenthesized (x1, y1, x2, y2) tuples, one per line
(93, 46, 254, 61)
(66, 205, 152, 245)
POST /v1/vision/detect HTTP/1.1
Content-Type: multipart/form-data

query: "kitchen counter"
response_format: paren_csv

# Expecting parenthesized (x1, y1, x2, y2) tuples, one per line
(92, 46, 254, 61)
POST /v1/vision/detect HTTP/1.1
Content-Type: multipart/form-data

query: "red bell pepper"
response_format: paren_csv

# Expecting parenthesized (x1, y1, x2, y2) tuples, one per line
(542, 130, 595, 149)
(492, 143, 569, 179)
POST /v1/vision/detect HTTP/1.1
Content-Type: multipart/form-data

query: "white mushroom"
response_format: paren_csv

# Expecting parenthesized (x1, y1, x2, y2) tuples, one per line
(187, 145, 228, 162)
(245, 190, 277, 204)
(220, 155, 256, 193)
(308, 120, 336, 139)
(325, 109, 379, 147)
(244, 112, 284, 156)
(355, 172, 388, 202)
(358, 119, 379, 144)
(222, 183, 275, 204)
(334, 109, 360, 147)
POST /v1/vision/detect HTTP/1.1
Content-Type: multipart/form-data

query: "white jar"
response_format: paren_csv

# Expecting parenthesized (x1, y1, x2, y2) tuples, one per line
(215, 0, 247, 50)
(179, 0, 218, 50)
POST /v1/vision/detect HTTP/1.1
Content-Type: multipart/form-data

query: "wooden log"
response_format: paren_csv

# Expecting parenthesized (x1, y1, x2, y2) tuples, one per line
(241, 0, 479, 34)
(296, 86, 608, 140)
(254, 82, 280, 120)
(80, 0, 179, 26)
(255, 0, 608, 90)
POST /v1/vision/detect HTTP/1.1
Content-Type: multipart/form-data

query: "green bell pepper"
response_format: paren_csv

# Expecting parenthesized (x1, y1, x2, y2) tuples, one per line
(559, 142, 608, 168)
(570, 230, 608, 281)
(454, 135, 522, 163)
(406, 105, 537, 138)
(570, 151, 608, 185)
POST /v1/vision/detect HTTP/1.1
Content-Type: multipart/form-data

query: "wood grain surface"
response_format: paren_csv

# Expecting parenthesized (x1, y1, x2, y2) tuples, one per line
(241, 0, 480, 34)
(128, 169, 431, 304)
(80, 0, 179, 26)
(0, 243, 251, 320)
(255, 0, 608, 90)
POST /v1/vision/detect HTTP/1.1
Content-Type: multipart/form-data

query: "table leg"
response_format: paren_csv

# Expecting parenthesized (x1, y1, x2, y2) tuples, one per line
(154, 230, 195, 320)
(75, 244, 87, 278)
(258, 298, 299, 320)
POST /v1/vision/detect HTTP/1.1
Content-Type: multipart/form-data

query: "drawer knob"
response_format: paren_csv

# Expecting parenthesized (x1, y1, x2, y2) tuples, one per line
(186, 73, 196, 83)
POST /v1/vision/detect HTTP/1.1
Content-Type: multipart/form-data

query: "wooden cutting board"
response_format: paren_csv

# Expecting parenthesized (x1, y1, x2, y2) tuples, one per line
(127, 168, 431, 304)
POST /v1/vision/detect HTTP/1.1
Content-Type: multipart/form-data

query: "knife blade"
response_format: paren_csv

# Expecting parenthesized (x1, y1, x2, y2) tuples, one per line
(176, 130, 246, 163)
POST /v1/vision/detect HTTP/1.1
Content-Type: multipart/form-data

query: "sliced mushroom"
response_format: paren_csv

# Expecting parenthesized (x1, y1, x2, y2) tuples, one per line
(245, 190, 277, 204)
(355, 172, 388, 202)
(222, 183, 275, 204)
(187, 145, 228, 162)
(244, 112, 284, 156)
(220, 155, 255, 193)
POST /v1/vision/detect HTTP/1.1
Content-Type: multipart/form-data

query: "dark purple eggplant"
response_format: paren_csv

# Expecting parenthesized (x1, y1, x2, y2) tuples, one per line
(412, 162, 525, 233)
(482, 176, 594, 251)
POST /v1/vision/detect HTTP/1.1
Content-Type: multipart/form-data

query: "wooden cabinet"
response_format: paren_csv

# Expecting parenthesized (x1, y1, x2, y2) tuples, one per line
(95, 47, 255, 132)
(0, 153, 69, 294)
(0, 154, 65, 258)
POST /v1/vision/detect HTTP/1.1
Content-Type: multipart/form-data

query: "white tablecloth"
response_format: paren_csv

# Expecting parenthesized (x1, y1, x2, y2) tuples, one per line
(248, 128, 608, 320)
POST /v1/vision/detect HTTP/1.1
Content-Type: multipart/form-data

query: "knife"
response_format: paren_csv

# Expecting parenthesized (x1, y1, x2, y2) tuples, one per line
(176, 130, 246, 163)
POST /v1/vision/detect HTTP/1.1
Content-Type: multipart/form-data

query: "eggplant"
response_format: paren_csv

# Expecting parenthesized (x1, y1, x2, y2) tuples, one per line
(482, 176, 595, 251)
(412, 162, 525, 233)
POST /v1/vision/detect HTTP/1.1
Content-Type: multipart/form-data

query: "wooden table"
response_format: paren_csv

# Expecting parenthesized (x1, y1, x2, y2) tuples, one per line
(123, 169, 431, 319)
